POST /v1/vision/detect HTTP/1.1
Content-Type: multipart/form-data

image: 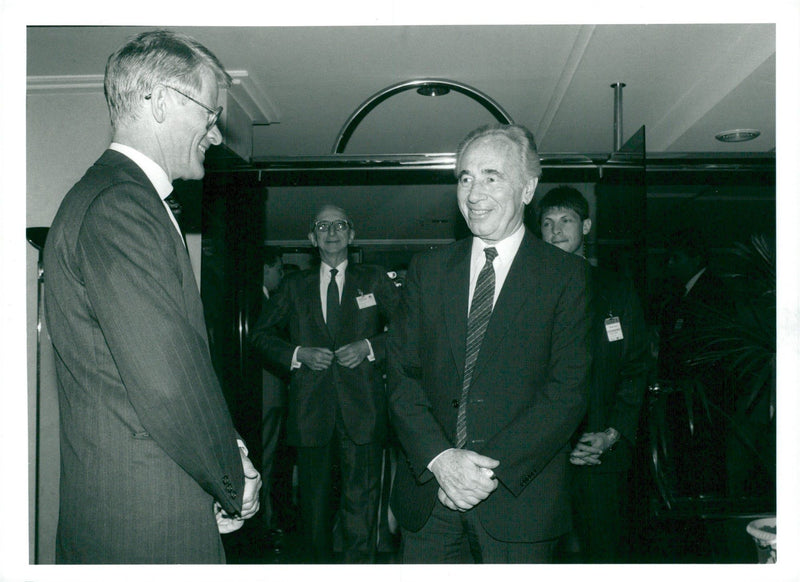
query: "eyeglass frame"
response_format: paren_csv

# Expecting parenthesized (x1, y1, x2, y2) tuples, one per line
(312, 219, 352, 233)
(144, 85, 223, 131)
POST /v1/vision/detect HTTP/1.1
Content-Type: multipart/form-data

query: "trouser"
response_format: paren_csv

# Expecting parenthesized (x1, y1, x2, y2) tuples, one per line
(569, 466, 627, 562)
(260, 372, 289, 529)
(296, 423, 383, 563)
(401, 501, 558, 564)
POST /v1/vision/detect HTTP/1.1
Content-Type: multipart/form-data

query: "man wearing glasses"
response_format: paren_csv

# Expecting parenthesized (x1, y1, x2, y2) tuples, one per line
(43, 30, 261, 563)
(250, 204, 400, 563)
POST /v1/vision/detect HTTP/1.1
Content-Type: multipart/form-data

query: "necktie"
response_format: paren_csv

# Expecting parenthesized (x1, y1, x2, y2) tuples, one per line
(164, 193, 184, 235)
(456, 246, 498, 448)
(165, 193, 182, 219)
(326, 268, 340, 337)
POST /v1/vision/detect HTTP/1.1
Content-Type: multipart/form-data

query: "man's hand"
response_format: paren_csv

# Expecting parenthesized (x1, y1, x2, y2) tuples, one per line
(239, 448, 262, 520)
(297, 347, 335, 370)
(335, 340, 370, 368)
(214, 502, 244, 534)
(429, 449, 499, 511)
(569, 432, 607, 465)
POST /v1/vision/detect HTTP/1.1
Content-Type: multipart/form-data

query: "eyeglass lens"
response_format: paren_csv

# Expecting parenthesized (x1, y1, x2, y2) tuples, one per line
(316, 221, 349, 232)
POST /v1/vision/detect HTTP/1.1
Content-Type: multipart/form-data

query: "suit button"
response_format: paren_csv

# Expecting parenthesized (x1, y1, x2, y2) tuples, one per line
(451, 399, 459, 408)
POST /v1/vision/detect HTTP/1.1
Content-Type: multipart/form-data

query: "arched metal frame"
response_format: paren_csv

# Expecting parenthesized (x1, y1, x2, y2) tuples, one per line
(331, 78, 515, 154)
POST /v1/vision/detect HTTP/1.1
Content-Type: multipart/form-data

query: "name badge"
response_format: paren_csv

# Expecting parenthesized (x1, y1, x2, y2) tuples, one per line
(605, 316, 624, 342)
(356, 293, 377, 309)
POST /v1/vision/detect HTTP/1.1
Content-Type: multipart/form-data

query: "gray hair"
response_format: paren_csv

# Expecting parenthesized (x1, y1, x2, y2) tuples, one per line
(104, 29, 231, 128)
(455, 123, 542, 181)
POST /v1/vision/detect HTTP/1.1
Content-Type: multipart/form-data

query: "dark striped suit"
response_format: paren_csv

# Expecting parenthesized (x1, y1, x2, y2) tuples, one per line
(43, 150, 244, 563)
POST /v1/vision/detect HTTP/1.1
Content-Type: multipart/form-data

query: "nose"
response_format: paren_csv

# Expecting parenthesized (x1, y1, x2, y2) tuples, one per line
(207, 124, 223, 145)
(465, 182, 487, 203)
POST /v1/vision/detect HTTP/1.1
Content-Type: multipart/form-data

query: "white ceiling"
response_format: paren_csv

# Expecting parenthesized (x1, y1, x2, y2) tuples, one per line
(26, 23, 776, 158)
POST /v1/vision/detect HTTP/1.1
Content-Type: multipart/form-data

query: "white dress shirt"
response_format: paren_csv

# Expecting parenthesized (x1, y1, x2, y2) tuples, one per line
(290, 259, 374, 369)
(467, 224, 526, 312)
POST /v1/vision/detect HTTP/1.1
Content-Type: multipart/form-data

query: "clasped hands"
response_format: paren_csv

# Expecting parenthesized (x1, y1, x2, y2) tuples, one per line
(569, 431, 614, 466)
(215, 448, 262, 534)
(430, 449, 499, 512)
(297, 340, 369, 370)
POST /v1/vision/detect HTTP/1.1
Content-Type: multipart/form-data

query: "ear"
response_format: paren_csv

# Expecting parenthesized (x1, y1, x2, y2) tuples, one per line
(347, 228, 356, 244)
(582, 218, 592, 236)
(522, 178, 538, 205)
(307, 231, 318, 247)
(148, 84, 169, 124)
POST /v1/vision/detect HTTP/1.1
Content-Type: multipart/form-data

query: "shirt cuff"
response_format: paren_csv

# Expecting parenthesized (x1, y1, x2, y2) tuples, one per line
(365, 338, 375, 362)
(291, 346, 302, 369)
(237, 439, 248, 456)
(427, 448, 455, 471)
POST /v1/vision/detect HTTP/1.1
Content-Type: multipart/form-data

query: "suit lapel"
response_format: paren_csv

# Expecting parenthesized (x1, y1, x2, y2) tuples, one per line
(470, 232, 535, 385)
(306, 269, 329, 339)
(338, 266, 361, 342)
(443, 240, 472, 382)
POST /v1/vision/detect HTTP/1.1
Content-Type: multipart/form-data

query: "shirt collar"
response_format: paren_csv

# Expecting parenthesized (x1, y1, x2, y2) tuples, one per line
(109, 142, 173, 200)
(319, 259, 348, 276)
(470, 224, 526, 265)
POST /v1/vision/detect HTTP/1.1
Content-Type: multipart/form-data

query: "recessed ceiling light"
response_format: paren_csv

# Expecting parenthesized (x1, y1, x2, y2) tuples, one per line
(416, 84, 451, 97)
(715, 129, 761, 143)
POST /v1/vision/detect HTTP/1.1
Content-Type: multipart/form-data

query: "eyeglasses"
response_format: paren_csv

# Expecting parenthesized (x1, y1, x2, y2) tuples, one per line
(313, 220, 351, 232)
(145, 85, 223, 131)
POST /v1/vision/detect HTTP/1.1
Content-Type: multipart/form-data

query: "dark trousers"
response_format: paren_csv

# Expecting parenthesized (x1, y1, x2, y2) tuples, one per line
(260, 371, 290, 530)
(296, 421, 383, 563)
(401, 501, 558, 564)
(569, 466, 627, 562)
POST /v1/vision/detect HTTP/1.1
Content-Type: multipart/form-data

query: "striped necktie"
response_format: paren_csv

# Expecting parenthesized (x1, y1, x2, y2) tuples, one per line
(456, 246, 498, 448)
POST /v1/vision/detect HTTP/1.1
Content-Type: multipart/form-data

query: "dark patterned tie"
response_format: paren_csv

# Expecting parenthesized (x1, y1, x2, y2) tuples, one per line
(164, 193, 183, 234)
(326, 268, 340, 337)
(456, 246, 498, 448)
(164, 193, 182, 219)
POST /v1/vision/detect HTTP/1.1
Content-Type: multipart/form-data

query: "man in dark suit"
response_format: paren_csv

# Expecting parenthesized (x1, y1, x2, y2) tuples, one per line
(42, 30, 261, 564)
(656, 228, 734, 495)
(256, 247, 292, 548)
(657, 228, 732, 402)
(538, 185, 648, 562)
(387, 124, 590, 563)
(250, 205, 400, 563)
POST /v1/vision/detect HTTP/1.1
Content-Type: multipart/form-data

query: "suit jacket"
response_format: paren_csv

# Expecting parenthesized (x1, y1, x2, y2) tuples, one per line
(43, 150, 244, 563)
(387, 230, 590, 542)
(250, 263, 400, 447)
(580, 266, 648, 473)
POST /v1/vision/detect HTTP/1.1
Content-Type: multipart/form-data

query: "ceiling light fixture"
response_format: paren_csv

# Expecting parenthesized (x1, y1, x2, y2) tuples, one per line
(715, 129, 761, 143)
(416, 84, 451, 97)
